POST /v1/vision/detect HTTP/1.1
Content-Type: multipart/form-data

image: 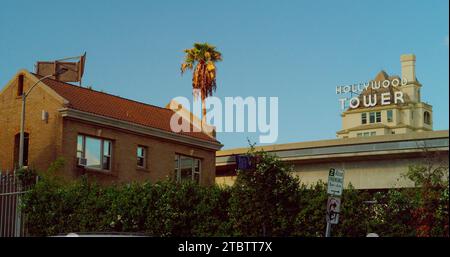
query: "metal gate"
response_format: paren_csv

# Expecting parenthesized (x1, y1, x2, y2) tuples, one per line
(0, 170, 37, 237)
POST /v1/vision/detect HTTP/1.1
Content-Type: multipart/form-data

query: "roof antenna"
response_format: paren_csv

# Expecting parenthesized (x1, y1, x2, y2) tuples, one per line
(35, 52, 86, 86)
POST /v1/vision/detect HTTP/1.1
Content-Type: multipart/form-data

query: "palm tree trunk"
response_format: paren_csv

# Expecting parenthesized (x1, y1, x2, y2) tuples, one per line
(201, 97, 207, 129)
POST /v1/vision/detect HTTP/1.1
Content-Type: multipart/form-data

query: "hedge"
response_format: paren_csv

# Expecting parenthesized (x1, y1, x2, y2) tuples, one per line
(21, 151, 449, 237)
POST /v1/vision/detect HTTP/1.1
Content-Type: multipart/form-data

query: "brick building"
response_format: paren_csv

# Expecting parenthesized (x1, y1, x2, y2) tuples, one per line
(0, 70, 222, 185)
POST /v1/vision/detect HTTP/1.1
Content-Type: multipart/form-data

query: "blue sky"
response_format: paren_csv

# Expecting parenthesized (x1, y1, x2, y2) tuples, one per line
(1, 0, 448, 149)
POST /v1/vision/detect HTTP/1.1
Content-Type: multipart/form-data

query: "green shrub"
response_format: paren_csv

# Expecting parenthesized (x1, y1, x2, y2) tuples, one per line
(228, 148, 302, 236)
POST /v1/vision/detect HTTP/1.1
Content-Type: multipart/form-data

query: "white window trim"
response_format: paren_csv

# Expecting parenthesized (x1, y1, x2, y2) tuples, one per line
(174, 154, 201, 183)
(137, 146, 147, 168)
(77, 134, 112, 172)
(387, 110, 393, 123)
(361, 113, 367, 124)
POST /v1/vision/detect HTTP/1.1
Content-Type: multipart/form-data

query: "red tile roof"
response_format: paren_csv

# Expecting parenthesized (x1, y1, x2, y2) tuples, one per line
(35, 74, 218, 143)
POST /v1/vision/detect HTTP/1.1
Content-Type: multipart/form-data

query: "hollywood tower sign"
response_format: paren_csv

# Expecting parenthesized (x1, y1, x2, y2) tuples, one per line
(337, 77, 407, 110)
(336, 54, 434, 139)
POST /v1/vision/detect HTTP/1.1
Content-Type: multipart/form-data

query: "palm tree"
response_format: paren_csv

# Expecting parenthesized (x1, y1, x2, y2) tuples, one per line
(181, 42, 222, 127)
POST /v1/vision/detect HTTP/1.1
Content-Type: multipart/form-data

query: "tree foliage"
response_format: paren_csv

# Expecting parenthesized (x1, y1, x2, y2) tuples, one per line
(180, 42, 222, 123)
(228, 147, 302, 236)
(181, 42, 222, 99)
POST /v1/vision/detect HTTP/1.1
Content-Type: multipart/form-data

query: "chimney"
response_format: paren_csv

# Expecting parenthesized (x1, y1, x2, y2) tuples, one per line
(400, 54, 416, 83)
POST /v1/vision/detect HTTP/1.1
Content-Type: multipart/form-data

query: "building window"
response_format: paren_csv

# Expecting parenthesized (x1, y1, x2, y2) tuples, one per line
(17, 75, 24, 96)
(424, 111, 431, 125)
(103, 140, 111, 170)
(77, 135, 84, 159)
(174, 154, 201, 183)
(137, 146, 147, 168)
(375, 112, 381, 123)
(358, 131, 376, 137)
(387, 110, 393, 122)
(361, 113, 367, 124)
(77, 135, 112, 171)
(368, 111, 381, 123)
(369, 112, 375, 123)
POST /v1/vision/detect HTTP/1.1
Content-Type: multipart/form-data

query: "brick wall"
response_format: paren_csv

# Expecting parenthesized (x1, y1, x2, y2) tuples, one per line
(0, 73, 64, 172)
(61, 118, 216, 185)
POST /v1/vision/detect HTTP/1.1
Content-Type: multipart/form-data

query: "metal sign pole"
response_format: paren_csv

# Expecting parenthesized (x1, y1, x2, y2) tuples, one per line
(326, 168, 344, 237)
(325, 221, 331, 237)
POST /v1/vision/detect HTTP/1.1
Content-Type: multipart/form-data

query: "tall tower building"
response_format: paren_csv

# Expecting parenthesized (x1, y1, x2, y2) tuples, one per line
(337, 54, 433, 138)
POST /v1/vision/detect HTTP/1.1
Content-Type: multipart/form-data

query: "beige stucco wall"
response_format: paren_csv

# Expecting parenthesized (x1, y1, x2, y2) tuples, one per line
(216, 131, 449, 189)
(216, 155, 448, 189)
(216, 176, 236, 187)
(339, 104, 433, 138)
(292, 158, 418, 189)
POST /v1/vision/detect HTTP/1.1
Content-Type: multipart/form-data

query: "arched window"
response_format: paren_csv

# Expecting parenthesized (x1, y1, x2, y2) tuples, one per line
(17, 74, 24, 96)
(424, 111, 431, 125)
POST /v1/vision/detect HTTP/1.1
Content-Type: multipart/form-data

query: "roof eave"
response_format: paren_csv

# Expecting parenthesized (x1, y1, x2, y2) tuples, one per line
(58, 108, 223, 151)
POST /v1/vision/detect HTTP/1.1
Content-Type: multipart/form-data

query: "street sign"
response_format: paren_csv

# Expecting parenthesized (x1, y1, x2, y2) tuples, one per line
(235, 155, 256, 170)
(327, 168, 344, 196)
(326, 196, 341, 225)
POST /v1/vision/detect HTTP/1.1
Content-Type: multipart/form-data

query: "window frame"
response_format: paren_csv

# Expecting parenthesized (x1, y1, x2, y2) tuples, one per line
(387, 110, 393, 122)
(369, 112, 375, 123)
(137, 146, 147, 168)
(424, 111, 431, 125)
(76, 134, 112, 172)
(361, 113, 367, 124)
(102, 140, 112, 170)
(375, 112, 381, 123)
(174, 154, 201, 183)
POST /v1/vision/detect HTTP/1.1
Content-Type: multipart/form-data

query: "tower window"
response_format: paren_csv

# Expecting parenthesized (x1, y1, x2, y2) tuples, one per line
(387, 110, 393, 122)
(375, 112, 381, 123)
(369, 112, 375, 123)
(361, 113, 367, 124)
(368, 111, 382, 123)
(424, 111, 431, 125)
